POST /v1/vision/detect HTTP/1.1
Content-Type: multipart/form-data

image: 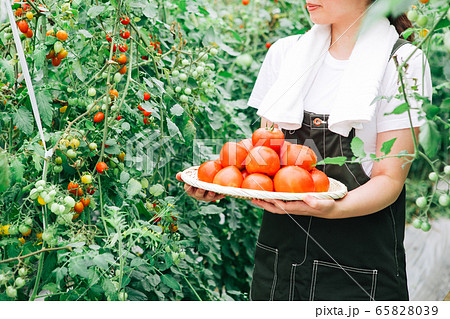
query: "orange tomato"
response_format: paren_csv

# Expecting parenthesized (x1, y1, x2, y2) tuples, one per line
(74, 201, 84, 214)
(245, 146, 280, 176)
(25, 28, 33, 38)
(118, 65, 127, 74)
(116, 54, 127, 64)
(57, 49, 68, 59)
(219, 142, 248, 170)
(213, 166, 244, 188)
(238, 138, 253, 152)
(241, 173, 274, 192)
(198, 160, 222, 183)
(280, 144, 317, 171)
(56, 30, 68, 41)
(110, 89, 119, 100)
(252, 127, 285, 153)
(310, 168, 330, 192)
(273, 166, 315, 193)
(81, 198, 90, 207)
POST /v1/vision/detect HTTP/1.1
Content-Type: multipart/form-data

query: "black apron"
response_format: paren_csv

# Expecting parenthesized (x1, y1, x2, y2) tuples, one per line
(250, 38, 409, 301)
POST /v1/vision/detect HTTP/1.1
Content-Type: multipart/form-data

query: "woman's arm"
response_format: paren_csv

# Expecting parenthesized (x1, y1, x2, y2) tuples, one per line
(251, 127, 419, 218)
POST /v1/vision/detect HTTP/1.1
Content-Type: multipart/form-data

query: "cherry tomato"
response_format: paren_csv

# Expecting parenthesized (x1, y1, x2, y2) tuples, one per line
(96, 161, 108, 173)
(120, 16, 130, 25)
(93, 112, 105, 123)
(119, 44, 128, 52)
(120, 29, 130, 39)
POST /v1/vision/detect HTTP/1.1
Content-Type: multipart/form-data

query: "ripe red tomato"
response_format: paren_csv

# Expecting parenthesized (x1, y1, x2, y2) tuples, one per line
(106, 33, 112, 42)
(116, 115, 122, 121)
(143, 110, 151, 116)
(25, 28, 33, 38)
(138, 105, 144, 111)
(93, 112, 105, 123)
(280, 144, 317, 171)
(116, 54, 127, 64)
(213, 166, 244, 188)
(198, 160, 222, 183)
(51, 57, 61, 67)
(252, 127, 285, 153)
(120, 15, 130, 25)
(238, 138, 253, 152)
(310, 168, 330, 192)
(86, 185, 95, 195)
(265, 42, 272, 49)
(81, 198, 90, 207)
(242, 173, 274, 191)
(46, 49, 55, 59)
(17, 20, 29, 33)
(120, 29, 130, 39)
(245, 146, 280, 176)
(219, 142, 248, 170)
(143, 117, 150, 125)
(118, 65, 127, 74)
(143, 92, 150, 101)
(74, 201, 84, 214)
(242, 0, 250, 5)
(68, 182, 83, 196)
(111, 43, 117, 52)
(96, 161, 108, 173)
(273, 166, 315, 193)
(119, 44, 128, 52)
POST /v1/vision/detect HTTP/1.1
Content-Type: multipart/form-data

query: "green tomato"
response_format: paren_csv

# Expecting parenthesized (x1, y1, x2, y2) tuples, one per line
(179, 73, 188, 81)
(15, 277, 25, 289)
(8, 225, 18, 236)
(428, 172, 438, 182)
(89, 142, 97, 150)
(50, 203, 59, 213)
(24, 217, 33, 226)
(415, 196, 427, 208)
(18, 225, 30, 234)
(55, 156, 63, 165)
(421, 221, 431, 232)
(29, 188, 39, 200)
(438, 194, 449, 207)
(67, 149, 77, 159)
(42, 232, 53, 242)
(0, 274, 7, 285)
(444, 165, 450, 175)
(407, 10, 418, 22)
(201, 81, 209, 89)
(191, 71, 198, 78)
(140, 178, 149, 189)
(114, 73, 122, 83)
(54, 41, 63, 54)
(210, 48, 218, 56)
(35, 180, 46, 188)
(182, 59, 190, 66)
(64, 196, 75, 208)
(200, 53, 208, 61)
(196, 66, 204, 75)
(236, 53, 253, 68)
(175, 86, 181, 93)
(67, 87, 73, 93)
(180, 251, 186, 259)
(54, 165, 63, 173)
(6, 286, 17, 298)
(165, 246, 171, 253)
(184, 88, 192, 95)
(412, 218, 422, 229)
(180, 95, 188, 103)
(18, 268, 27, 277)
(172, 70, 180, 77)
(88, 88, 96, 97)
(118, 291, 128, 301)
(5, 33, 12, 40)
(416, 15, 428, 28)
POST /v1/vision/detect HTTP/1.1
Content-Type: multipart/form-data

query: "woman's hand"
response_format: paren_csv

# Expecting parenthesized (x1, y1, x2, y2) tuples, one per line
(176, 172, 226, 202)
(251, 196, 341, 219)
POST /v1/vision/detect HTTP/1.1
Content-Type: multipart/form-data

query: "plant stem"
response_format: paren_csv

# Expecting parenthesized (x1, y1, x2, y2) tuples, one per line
(0, 246, 72, 264)
(97, 174, 109, 237)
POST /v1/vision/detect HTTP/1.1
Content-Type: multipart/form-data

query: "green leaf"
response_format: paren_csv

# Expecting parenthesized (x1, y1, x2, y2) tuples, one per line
(147, 274, 161, 287)
(0, 59, 14, 83)
(143, 2, 158, 18)
(87, 5, 105, 18)
(72, 60, 86, 82)
(13, 107, 34, 136)
(350, 137, 366, 159)
(127, 178, 142, 197)
(419, 121, 440, 158)
(78, 29, 93, 38)
(384, 102, 409, 115)
(149, 184, 165, 196)
(85, 120, 95, 130)
(316, 156, 347, 166)
(68, 256, 89, 278)
(0, 152, 10, 193)
(120, 171, 130, 184)
(199, 205, 225, 215)
(161, 274, 181, 290)
(170, 104, 184, 116)
(9, 157, 24, 183)
(32, 47, 46, 69)
(166, 118, 182, 139)
(380, 138, 396, 155)
(92, 253, 115, 270)
(35, 90, 53, 127)
(52, 267, 68, 285)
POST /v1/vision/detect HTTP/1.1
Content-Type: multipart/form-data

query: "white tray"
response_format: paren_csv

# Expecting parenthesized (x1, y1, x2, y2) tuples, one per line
(180, 166, 348, 201)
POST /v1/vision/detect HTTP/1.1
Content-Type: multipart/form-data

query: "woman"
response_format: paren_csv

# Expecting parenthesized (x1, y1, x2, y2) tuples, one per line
(177, 0, 432, 301)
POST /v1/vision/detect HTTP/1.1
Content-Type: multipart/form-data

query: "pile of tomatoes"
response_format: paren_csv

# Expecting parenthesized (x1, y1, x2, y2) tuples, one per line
(197, 127, 330, 193)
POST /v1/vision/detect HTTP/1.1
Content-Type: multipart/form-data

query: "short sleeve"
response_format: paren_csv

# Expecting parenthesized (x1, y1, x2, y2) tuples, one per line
(247, 38, 286, 109)
(376, 44, 432, 133)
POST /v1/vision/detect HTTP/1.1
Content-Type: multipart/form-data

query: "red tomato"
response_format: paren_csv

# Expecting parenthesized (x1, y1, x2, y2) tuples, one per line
(273, 166, 315, 193)
(280, 144, 317, 171)
(241, 173, 274, 191)
(252, 127, 285, 153)
(213, 166, 243, 188)
(17, 20, 29, 33)
(93, 112, 105, 123)
(245, 146, 280, 176)
(120, 29, 130, 39)
(219, 142, 248, 170)
(143, 92, 150, 101)
(119, 44, 128, 52)
(198, 161, 222, 183)
(238, 138, 253, 152)
(310, 168, 330, 192)
(96, 161, 108, 173)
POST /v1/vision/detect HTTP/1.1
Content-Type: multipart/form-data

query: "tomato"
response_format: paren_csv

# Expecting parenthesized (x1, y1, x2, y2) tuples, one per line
(143, 110, 151, 116)
(118, 65, 127, 74)
(15, 8, 23, 16)
(252, 127, 285, 153)
(18, 267, 27, 277)
(116, 54, 127, 64)
(143, 117, 150, 125)
(241, 169, 249, 179)
(106, 33, 112, 42)
(42, 231, 52, 242)
(444, 165, 450, 175)
(110, 89, 119, 100)
(46, 49, 55, 59)
(94, 112, 105, 123)
(81, 174, 93, 184)
(88, 88, 96, 97)
(72, 213, 80, 220)
(265, 42, 271, 49)
(111, 43, 117, 52)
(87, 185, 96, 195)
(273, 166, 315, 193)
(52, 57, 61, 67)
(412, 218, 422, 229)
(15, 277, 25, 289)
(407, 10, 418, 22)
(74, 201, 84, 214)
(116, 115, 122, 121)
(24, 217, 33, 226)
(419, 0, 429, 3)
(242, 173, 274, 191)
(19, 225, 31, 236)
(57, 49, 68, 59)
(55, 156, 63, 165)
(143, 92, 151, 101)
(120, 15, 130, 25)
(213, 166, 244, 188)
(198, 160, 222, 183)
(438, 194, 449, 207)
(17, 20, 29, 33)
(280, 144, 317, 171)
(415, 196, 427, 208)
(120, 29, 130, 39)
(81, 198, 90, 207)
(56, 30, 68, 41)
(70, 138, 80, 149)
(421, 221, 431, 232)
(310, 168, 329, 192)
(219, 142, 248, 170)
(138, 105, 144, 111)
(416, 15, 428, 27)
(68, 181, 83, 196)
(46, 29, 55, 37)
(67, 149, 77, 158)
(6, 286, 17, 298)
(118, 152, 126, 162)
(245, 146, 280, 176)
(119, 44, 128, 52)
(96, 161, 108, 173)
(238, 138, 253, 152)
(26, 12, 33, 20)
(428, 172, 438, 182)
(25, 28, 33, 38)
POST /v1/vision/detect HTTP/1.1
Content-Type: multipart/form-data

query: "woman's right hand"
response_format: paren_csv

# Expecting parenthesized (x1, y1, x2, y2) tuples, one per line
(176, 172, 226, 202)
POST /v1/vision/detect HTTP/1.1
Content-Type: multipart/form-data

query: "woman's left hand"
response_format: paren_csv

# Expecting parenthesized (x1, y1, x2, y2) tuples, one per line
(251, 196, 341, 219)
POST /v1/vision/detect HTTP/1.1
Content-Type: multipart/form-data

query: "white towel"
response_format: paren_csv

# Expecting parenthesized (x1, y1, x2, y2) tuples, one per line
(256, 17, 400, 137)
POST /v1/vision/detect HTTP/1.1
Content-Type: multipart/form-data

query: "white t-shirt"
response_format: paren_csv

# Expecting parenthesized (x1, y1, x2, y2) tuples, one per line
(248, 34, 432, 177)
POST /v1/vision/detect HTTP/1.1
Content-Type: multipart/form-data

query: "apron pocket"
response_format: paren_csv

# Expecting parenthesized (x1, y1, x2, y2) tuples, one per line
(250, 242, 279, 301)
(309, 260, 377, 301)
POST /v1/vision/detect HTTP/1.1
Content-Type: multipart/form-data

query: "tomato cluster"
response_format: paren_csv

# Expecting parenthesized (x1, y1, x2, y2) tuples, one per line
(44, 29, 69, 67)
(197, 127, 330, 193)
(149, 33, 162, 54)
